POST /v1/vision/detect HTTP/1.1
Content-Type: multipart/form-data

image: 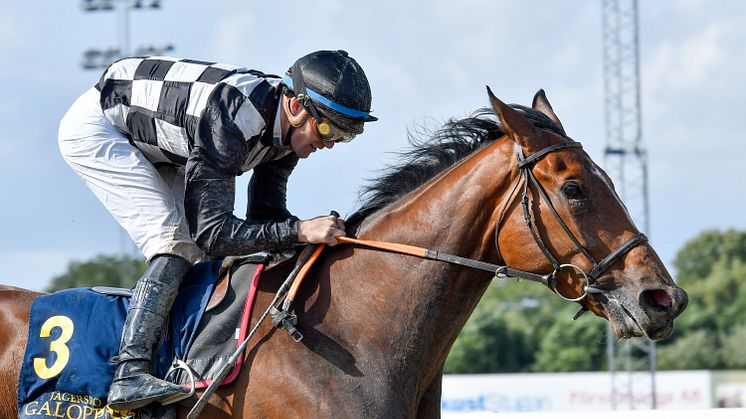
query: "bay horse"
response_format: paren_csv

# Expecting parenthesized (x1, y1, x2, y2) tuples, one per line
(0, 89, 687, 418)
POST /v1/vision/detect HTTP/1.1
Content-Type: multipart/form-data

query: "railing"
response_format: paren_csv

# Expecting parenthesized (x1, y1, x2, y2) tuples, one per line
(443, 408, 746, 419)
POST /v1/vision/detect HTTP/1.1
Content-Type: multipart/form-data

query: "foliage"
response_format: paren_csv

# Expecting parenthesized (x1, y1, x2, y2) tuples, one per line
(444, 304, 533, 373)
(46, 254, 145, 292)
(656, 329, 720, 370)
(673, 229, 746, 287)
(46, 229, 746, 373)
(654, 229, 746, 370)
(445, 278, 609, 373)
(720, 322, 746, 369)
(530, 308, 607, 372)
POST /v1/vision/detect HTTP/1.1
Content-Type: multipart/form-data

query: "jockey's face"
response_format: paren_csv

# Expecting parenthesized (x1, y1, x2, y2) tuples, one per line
(284, 96, 335, 159)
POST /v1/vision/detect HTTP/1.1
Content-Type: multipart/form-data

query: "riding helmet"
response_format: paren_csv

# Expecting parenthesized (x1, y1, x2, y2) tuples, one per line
(284, 50, 377, 135)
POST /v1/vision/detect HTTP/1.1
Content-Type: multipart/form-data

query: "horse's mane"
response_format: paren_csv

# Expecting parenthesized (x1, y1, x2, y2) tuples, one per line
(346, 105, 565, 225)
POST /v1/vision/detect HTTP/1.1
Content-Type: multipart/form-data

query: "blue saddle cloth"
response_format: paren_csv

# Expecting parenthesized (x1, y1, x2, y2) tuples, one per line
(17, 260, 222, 418)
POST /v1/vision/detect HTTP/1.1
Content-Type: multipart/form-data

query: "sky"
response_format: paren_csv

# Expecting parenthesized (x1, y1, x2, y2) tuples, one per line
(0, 0, 744, 292)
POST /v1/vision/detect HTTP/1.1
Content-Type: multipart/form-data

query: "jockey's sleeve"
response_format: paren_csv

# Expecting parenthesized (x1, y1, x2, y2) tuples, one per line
(184, 156, 300, 257)
(246, 152, 299, 221)
(184, 104, 300, 257)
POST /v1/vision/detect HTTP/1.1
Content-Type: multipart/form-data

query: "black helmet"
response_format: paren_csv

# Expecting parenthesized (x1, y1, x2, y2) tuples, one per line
(284, 50, 377, 135)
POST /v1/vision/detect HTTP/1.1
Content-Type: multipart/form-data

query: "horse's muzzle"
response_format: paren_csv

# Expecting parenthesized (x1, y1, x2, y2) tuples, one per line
(605, 284, 688, 340)
(639, 286, 688, 339)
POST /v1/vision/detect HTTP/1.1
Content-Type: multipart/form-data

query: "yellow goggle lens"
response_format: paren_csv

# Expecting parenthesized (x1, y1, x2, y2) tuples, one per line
(311, 117, 356, 143)
(317, 121, 332, 136)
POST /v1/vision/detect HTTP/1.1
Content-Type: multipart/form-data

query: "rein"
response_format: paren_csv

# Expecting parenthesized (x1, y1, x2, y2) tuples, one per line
(336, 237, 551, 285)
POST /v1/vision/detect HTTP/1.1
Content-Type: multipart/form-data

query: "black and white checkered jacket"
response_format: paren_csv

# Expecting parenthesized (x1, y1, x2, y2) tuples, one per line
(96, 56, 301, 257)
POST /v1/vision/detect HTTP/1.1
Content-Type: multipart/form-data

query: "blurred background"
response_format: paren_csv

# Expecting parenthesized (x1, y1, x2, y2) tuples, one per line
(1, 0, 744, 415)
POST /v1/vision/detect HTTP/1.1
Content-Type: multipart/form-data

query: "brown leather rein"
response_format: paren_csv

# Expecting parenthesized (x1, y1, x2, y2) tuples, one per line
(336, 236, 553, 284)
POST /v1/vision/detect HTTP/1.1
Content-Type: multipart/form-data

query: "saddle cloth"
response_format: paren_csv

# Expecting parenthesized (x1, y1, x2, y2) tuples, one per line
(17, 256, 267, 418)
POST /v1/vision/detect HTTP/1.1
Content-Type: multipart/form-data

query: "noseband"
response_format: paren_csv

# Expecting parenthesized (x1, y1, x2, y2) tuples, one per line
(495, 140, 647, 308)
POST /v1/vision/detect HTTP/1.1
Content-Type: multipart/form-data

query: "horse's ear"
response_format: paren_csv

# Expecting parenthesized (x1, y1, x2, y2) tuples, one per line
(532, 89, 564, 132)
(486, 86, 538, 149)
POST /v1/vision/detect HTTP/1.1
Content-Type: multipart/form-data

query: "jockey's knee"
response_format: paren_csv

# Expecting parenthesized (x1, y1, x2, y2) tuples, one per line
(144, 239, 203, 265)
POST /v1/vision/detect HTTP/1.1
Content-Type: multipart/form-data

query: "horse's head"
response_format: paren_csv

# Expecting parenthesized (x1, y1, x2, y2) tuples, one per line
(487, 87, 687, 340)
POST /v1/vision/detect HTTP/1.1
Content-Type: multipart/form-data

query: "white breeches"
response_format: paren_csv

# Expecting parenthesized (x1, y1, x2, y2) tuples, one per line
(58, 87, 204, 264)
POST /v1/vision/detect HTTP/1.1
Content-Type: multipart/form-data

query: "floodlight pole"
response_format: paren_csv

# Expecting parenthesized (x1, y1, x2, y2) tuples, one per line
(602, 0, 656, 410)
(79, 0, 173, 70)
(77, 0, 173, 278)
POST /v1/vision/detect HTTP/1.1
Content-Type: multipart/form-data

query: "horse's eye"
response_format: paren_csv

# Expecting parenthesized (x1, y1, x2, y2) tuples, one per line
(562, 181, 582, 199)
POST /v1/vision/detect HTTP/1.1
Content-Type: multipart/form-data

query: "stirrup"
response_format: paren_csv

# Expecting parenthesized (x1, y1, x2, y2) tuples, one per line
(161, 360, 196, 406)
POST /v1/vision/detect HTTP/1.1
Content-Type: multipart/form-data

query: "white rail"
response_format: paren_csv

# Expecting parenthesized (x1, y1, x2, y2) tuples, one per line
(443, 408, 746, 419)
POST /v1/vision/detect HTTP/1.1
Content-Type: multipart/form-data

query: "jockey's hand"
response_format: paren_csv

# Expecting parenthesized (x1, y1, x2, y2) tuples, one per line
(297, 214, 346, 246)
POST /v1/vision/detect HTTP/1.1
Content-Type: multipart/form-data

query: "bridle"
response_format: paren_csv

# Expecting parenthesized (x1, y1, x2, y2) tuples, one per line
(493, 139, 647, 310)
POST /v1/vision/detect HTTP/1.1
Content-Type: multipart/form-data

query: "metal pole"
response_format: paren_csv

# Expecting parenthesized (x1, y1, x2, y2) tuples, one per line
(602, 0, 656, 409)
(607, 325, 617, 409)
(79, 0, 173, 70)
(122, 2, 129, 56)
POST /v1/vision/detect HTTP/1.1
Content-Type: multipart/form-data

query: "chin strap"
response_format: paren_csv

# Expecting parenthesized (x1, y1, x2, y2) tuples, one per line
(282, 124, 295, 147)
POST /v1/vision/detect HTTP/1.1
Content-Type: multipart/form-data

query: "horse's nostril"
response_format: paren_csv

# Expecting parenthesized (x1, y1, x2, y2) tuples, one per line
(643, 289, 672, 311)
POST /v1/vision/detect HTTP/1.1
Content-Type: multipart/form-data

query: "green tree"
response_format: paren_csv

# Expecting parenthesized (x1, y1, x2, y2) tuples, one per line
(445, 307, 533, 373)
(657, 329, 720, 370)
(531, 307, 607, 372)
(445, 278, 584, 373)
(47, 254, 146, 292)
(656, 229, 746, 370)
(674, 229, 746, 287)
(721, 322, 746, 369)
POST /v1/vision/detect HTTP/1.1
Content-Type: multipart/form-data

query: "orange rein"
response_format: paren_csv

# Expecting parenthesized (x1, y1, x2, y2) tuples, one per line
(283, 244, 325, 309)
(336, 236, 429, 257)
(282, 236, 433, 309)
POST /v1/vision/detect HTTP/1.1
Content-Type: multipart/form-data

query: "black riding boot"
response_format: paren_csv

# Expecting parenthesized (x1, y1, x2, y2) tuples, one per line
(107, 254, 192, 411)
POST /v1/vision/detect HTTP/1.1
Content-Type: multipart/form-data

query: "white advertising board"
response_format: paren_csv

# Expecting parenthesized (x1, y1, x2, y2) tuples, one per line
(441, 371, 712, 413)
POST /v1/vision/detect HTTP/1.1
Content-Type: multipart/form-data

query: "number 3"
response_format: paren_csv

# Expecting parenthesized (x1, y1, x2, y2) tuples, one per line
(33, 315, 75, 379)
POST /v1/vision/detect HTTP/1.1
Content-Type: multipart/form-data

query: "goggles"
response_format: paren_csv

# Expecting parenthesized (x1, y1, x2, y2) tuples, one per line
(310, 116, 356, 143)
(299, 96, 356, 143)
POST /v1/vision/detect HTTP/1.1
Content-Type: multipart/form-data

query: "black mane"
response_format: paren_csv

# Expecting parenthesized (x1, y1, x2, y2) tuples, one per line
(346, 105, 565, 226)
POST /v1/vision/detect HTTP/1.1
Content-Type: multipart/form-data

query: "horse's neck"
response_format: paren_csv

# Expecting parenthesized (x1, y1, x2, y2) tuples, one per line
(359, 138, 516, 260)
(352, 139, 518, 368)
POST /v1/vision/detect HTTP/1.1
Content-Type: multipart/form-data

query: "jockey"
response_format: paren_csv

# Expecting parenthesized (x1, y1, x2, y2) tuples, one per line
(58, 50, 376, 410)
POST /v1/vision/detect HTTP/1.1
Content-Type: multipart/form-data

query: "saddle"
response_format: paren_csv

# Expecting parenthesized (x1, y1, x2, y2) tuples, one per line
(166, 254, 268, 388)
(17, 253, 271, 419)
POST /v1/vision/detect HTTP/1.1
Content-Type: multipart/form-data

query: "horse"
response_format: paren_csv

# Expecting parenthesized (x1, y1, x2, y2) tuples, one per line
(0, 88, 688, 418)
